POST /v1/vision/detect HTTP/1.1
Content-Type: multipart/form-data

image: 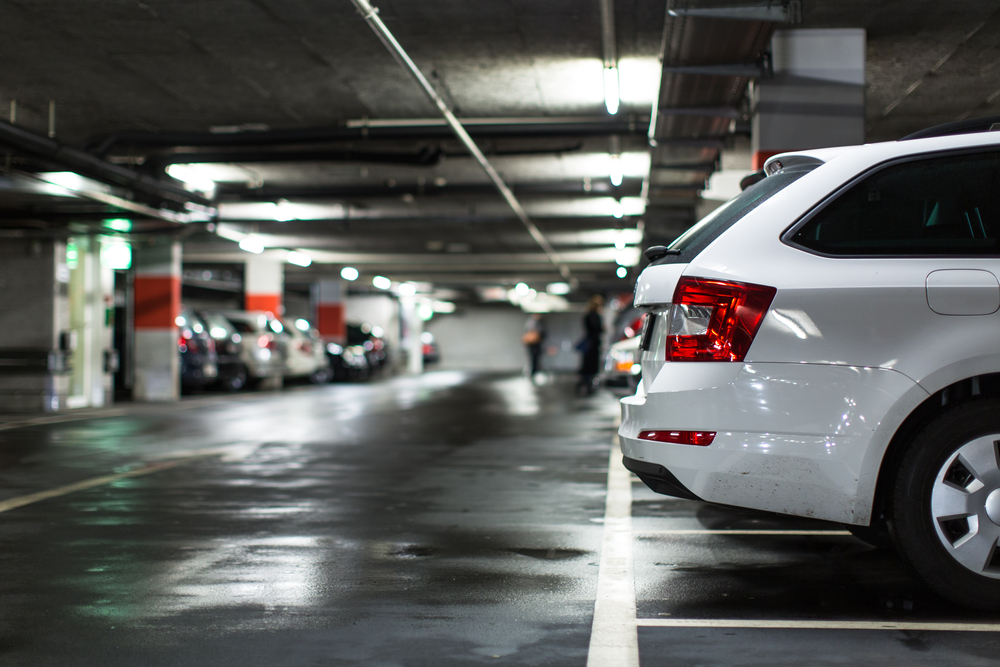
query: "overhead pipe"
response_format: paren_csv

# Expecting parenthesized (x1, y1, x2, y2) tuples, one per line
(353, 0, 573, 281)
(0, 119, 213, 209)
(87, 116, 647, 157)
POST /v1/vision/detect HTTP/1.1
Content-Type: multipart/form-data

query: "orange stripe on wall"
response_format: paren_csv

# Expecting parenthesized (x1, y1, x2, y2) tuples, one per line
(245, 293, 282, 316)
(316, 303, 346, 341)
(134, 276, 180, 329)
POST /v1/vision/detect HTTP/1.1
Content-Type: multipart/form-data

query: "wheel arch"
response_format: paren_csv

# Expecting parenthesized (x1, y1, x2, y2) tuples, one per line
(869, 372, 1000, 527)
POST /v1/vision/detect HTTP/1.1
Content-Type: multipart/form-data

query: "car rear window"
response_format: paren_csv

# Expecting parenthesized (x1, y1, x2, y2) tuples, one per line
(654, 166, 817, 264)
(788, 150, 1000, 256)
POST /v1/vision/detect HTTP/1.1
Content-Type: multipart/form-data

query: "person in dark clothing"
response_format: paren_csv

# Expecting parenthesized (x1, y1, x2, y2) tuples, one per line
(523, 313, 547, 378)
(577, 294, 605, 395)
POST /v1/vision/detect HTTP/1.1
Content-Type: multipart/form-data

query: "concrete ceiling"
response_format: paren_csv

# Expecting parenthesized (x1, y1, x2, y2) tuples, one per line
(1, 0, 999, 299)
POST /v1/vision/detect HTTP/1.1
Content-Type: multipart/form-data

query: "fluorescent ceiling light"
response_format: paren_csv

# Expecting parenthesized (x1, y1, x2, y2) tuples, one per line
(239, 236, 264, 254)
(515, 282, 530, 296)
(546, 282, 572, 295)
(100, 239, 132, 270)
(604, 66, 620, 115)
(104, 218, 131, 232)
(286, 250, 311, 267)
(432, 300, 456, 313)
(609, 154, 623, 186)
(397, 282, 417, 297)
(166, 164, 216, 194)
(341, 266, 359, 281)
(617, 266, 628, 278)
(372, 275, 391, 290)
(612, 201, 625, 219)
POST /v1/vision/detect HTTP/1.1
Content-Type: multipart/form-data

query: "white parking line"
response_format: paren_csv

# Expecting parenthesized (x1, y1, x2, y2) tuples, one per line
(638, 529, 851, 536)
(587, 445, 640, 667)
(638, 619, 1000, 632)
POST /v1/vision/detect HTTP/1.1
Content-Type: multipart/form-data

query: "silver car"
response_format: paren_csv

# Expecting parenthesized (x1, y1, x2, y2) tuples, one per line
(620, 117, 1000, 609)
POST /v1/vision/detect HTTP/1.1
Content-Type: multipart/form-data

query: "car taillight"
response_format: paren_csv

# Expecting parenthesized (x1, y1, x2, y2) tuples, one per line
(638, 430, 716, 446)
(667, 277, 776, 362)
(258, 334, 278, 351)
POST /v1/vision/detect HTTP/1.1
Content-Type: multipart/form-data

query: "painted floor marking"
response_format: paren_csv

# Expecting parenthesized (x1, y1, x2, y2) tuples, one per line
(587, 442, 640, 667)
(0, 457, 207, 514)
(638, 529, 851, 536)
(638, 619, 1000, 632)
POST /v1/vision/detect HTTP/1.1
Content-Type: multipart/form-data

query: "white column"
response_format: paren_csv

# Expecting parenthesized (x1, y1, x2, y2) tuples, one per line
(752, 29, 866, 169)
(133, 239, 181, 401)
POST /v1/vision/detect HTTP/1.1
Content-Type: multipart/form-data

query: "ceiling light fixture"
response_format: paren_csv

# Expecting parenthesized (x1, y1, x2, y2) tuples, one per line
(286, 250, 311, 267)
(166, 164, 217, 195)
(238, 236, 264, 254)
(617, 266, 628, 278)
(546, 282, 572, 296)
(341, 266, 359, 281)
(604, 66, 620, 115)
(609, 153, 623, 186)
(372, 275, 392, 290)
(397, 282, 417, 297)
(515, 282, 530, 296)
(612, 201, 625, 219)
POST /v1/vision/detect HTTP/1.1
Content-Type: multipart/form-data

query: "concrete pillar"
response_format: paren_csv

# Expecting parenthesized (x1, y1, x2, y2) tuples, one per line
(751, 29, 866, 169)
(133, 238, 181, 401)
(0, 239, 71, 412)
(313, 279, 346, 343)
(65, 236, 116, 409)
(399, 297, 424, 375)
(245, 255, 283, 316)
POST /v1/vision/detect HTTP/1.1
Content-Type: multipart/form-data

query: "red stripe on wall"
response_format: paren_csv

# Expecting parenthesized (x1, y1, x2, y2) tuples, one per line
(246, 293, 282, 316)
(316, 303, 346, 342)
(752, 150, 785, 171)
(134, 276, 180, 329)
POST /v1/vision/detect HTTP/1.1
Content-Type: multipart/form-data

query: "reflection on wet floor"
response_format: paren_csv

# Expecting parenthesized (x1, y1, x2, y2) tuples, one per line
(0, 372, 997, 666)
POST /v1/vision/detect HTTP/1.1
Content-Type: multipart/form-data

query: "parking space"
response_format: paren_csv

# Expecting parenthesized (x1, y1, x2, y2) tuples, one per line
(0, 373, 995, 665)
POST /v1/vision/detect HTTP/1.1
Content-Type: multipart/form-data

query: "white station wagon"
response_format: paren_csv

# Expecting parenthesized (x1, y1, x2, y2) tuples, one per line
(620, 117, 1000, 609)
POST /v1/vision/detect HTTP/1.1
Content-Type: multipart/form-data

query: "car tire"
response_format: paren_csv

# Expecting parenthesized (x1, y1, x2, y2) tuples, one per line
(889, 398, 1000, 610)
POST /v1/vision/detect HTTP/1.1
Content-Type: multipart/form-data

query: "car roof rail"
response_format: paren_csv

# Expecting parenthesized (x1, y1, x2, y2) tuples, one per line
(899, 114, 1000, 141)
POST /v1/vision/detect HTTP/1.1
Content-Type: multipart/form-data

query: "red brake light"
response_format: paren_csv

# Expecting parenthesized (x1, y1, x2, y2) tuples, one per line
(638, 430, 716, 446)
(667, 277, 776, 362)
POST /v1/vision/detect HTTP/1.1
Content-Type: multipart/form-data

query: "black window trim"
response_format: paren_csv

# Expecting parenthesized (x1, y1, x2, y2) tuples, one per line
(781, 146, 1000, 259)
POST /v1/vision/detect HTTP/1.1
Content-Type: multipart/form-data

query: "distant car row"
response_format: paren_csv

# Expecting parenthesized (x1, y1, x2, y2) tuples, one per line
(177, 307, 390, 392)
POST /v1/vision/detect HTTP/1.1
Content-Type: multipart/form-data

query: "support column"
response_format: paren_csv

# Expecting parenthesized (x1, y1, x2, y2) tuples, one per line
(399, 297, 424, 375)
(313, 279, 346, 343)
(245, 255, 283, 316)
(0, 239, 71, 412)
(752, 29, 866, 169)
(133, 238, 181, 402)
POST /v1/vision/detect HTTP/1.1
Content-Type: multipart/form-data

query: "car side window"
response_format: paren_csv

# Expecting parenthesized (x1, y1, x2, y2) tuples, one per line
(789, 151, 1000, 256)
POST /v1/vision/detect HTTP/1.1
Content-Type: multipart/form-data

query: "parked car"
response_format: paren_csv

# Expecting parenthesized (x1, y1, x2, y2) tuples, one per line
(198, 309, 250, 391)
(602, 335, 641, 394)
(280, 317, 331, 383)
(421, 331, 440, 365)
(326, 341, 372, 382)
(347, 322, 389, 372)
(214, 310, 286, 388)
(176, 307, 217, 392)
(619, 116, 1000, 610)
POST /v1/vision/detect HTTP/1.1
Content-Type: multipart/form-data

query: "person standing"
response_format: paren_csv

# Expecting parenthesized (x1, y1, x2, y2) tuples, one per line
(577, 295, 604, 395)
(522, 313, 547, 378)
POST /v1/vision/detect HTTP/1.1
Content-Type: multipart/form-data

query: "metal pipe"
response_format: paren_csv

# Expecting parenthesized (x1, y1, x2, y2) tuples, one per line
(599, 0, 618, 69)
(348, 0, 572, 281)
(0, 120, 213, 209)
(87, 116, 647, 157)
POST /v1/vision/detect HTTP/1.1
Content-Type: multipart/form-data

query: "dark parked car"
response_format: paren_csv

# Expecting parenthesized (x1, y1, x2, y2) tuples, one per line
(326, 341, 372, 382)
(177, 307, 218, 392)
(198, 310, 249, 391)
(347, 322, 389, 372)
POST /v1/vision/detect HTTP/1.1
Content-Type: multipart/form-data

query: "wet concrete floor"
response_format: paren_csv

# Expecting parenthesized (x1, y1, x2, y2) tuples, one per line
(0, 371, 997, 665)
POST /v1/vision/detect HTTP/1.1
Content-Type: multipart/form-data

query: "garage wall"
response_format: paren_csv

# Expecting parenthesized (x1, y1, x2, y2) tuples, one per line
(425, 305, 585, 373)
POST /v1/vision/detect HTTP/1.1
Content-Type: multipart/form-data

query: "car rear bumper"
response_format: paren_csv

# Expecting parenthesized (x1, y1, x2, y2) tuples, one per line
(618, 361, 919, 524)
